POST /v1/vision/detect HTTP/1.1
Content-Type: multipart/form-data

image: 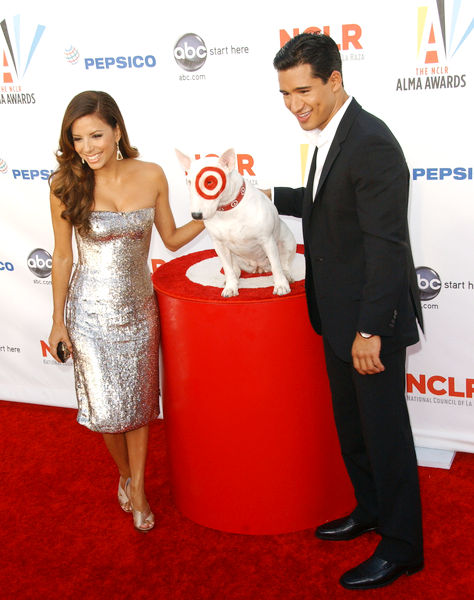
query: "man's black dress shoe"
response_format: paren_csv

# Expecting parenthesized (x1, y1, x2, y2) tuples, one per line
(340, 555, 424, 590)
(315, 514, 377, 541)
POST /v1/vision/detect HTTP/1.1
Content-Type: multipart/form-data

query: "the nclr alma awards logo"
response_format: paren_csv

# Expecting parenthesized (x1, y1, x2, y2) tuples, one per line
(174, 33, 207, 72)
(396, 0, 472, 92)
(416, 266, 441, 301)
(0, 15, 45, 104)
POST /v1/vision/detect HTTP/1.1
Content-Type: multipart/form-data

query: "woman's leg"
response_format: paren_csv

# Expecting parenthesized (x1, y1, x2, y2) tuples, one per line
(125, 424, 150, 513)
(102, 432, 131, 491)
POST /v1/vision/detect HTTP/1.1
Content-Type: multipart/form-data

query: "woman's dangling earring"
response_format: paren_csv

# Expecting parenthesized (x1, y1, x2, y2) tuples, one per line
(116, 141, 123, 161)
(81, 157, 85, 164)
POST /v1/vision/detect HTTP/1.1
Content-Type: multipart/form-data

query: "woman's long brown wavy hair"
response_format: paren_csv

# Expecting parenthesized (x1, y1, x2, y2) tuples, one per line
(50, 91, 139, 234)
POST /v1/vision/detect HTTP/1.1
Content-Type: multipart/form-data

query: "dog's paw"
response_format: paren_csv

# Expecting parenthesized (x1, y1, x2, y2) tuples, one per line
(273, 282, 291, 296)
(222, 286, 239, 298)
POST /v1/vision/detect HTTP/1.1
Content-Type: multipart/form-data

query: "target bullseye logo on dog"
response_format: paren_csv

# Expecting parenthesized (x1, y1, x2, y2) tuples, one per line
(195, 166, 227, 200)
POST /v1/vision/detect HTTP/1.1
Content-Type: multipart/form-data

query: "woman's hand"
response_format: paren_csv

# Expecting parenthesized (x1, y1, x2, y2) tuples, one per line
(48, 322, 73, 363)
(153, 165, 205, 251)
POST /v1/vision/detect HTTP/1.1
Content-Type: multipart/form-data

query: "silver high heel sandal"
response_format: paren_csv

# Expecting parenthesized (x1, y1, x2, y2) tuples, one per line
(132, 506, 155, 532)
(118, 477, 132, 513)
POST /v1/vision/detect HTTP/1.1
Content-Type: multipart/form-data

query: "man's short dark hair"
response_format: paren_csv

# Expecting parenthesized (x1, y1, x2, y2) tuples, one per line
(273, 33, 343, 84)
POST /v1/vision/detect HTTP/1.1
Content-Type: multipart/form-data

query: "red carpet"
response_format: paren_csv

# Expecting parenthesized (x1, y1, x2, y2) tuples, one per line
(0, 399, 473, 599)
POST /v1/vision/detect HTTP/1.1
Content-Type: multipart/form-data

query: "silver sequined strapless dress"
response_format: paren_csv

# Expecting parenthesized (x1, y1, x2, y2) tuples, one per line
(66, 207, 159, 433)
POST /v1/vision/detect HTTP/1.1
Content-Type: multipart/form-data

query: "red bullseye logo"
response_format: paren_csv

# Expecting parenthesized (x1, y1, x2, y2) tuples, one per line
(195, 166, 227, 200)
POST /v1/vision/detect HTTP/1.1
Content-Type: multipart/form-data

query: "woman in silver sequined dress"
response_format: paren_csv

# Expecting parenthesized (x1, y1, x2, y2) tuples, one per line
(48, 91, 204, 532)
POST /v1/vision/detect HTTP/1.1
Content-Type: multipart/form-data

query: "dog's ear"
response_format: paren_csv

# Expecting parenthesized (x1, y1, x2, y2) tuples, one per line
(218, 148, 236, 172)
(175, 149, 191, 171)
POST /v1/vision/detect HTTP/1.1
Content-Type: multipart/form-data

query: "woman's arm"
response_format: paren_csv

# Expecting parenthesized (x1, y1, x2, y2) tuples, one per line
(153, 165, 204, 251)
(48, 190, 74, 362)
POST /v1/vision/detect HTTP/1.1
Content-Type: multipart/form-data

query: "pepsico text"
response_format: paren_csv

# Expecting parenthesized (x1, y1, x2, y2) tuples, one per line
(84, 56, 157, 70)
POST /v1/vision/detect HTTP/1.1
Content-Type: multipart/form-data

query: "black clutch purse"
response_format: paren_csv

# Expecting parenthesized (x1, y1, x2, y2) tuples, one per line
(57, 341, 71, 363)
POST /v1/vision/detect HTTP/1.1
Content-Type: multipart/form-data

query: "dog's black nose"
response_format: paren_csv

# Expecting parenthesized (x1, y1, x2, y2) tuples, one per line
(191, 212, 203, 220)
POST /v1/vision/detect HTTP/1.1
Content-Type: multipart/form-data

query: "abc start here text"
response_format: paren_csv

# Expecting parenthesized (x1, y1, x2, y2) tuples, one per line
(209, 45, 249, 56)
(0, 345, 20, 353)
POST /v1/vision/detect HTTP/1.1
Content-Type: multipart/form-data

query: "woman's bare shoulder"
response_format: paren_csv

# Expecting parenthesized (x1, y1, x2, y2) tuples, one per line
(125, 159, 165, 179)
(122, 160, 167, 202)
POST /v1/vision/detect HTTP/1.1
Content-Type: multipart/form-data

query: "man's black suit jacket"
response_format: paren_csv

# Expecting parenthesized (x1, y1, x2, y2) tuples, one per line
(275, 98, 423, 362)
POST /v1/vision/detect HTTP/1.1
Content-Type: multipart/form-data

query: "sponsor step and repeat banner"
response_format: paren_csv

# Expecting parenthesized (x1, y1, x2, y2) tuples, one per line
(0, 0, 472, 452)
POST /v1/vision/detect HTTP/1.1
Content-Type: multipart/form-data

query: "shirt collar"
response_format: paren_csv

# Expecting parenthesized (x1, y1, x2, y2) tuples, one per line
(305, 95, 353, 148)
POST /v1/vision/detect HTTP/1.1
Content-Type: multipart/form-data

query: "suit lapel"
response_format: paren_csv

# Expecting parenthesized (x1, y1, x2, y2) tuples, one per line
(314, 98, 363, 201)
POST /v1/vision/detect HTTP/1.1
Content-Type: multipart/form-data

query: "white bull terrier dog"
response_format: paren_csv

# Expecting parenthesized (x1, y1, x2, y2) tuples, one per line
(176, 148, 296, 297)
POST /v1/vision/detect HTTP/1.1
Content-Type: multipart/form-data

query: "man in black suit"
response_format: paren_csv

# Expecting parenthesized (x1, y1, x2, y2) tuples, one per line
(271, 33, 424, 590)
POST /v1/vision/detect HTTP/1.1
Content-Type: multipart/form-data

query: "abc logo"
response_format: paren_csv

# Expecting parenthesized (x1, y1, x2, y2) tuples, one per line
(174, 33, 207, 71)
(27, 248, 52, 278)
(416, 266, 441, 301)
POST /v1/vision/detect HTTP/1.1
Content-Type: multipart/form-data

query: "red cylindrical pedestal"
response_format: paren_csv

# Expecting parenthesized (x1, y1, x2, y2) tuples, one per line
(152, 248, 353, 534)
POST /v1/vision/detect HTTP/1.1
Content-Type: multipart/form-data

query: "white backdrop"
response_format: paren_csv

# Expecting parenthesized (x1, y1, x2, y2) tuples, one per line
(0, 0, 473, 451)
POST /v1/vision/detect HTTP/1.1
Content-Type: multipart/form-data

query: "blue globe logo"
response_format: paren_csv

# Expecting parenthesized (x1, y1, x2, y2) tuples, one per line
(64, 46, 80, 65)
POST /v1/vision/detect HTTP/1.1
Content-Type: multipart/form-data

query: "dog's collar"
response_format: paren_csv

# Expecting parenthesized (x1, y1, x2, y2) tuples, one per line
(217, 181, 246, 212)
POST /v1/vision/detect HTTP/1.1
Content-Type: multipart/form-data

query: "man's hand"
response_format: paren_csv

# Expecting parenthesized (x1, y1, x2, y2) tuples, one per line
(351, 334, 385, 375)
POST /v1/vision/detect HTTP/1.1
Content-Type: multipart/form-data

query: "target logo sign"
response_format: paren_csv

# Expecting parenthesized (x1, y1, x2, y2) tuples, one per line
(195, 167, 227, 200)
